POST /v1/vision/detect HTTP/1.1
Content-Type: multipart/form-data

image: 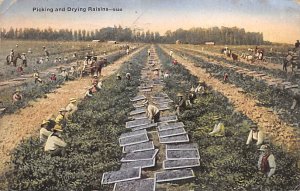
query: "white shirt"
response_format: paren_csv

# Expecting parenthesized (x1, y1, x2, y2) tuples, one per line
(40, 128, 52, 144)
(258, 153, 276, 177)
(246, 130, 264, 145)
(169, 51, 173, 56)
(66, 103, 78, 113)
(147, 104, 159, 120)
(44, 134, 67, 151)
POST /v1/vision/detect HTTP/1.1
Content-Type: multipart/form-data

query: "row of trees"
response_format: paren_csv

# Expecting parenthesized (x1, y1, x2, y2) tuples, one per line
(0, 26, 264, 45)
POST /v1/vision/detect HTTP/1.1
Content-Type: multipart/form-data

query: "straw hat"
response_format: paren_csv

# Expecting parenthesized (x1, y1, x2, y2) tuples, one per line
(258, 145, 270, 151)
(177, 93, 183, 97)
(41, 120, 49, 125)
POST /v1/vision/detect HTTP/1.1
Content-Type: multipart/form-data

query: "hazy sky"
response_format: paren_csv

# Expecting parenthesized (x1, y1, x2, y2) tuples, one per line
(0, 0, 299, 43)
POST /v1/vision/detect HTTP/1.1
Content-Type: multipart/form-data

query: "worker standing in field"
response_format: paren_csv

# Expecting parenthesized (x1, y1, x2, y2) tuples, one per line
(40, 119, 56, 144)
(12, 89, 23, 103)
(195, 80, 207, 94)
(246, 124, 264, 146)
(44, 125, 67, 157)
(126, 73, 131, 80)
(61, 68, 69, 81)
(21, 53, 27, 67)
(175, 93, 186, 115)
(291, 90, 300, 110)
(209, 116, 225, 137)
(169, 49, 173, 60)
(33, 69, 43, 84)
(295, 40, 300, 49)
(55, 108, 67, 130)
(223, 73, 229, 82)
(187, 87, 197, 105)
(66, 98, 78, 116)
(50, 73, 57, 82)
(144, 101, 160, 123)
(9, 49, 14, 63)
(258, 145, 276, 179)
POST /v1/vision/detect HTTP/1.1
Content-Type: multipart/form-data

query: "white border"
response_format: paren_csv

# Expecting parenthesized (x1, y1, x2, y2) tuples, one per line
(166, 143, 198, 150)
(163, 159, 200, 170)
(166, 149, 200, 160)
(121, 149, 159, 162)
(113, 178, 156, 191)
(101, 167, 141, 185)
(119, 133, 149, 147)
(155, 169, 195, 183)
(158, 128, 186, 138)
(120, 129, 147, 139)
(158, 122, 185, 131)
(122, 141, 155, 153)
(159, 134, 189, 144)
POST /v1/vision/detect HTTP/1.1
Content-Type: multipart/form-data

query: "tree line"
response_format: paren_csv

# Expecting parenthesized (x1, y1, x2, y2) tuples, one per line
(0, 25, 264, 45)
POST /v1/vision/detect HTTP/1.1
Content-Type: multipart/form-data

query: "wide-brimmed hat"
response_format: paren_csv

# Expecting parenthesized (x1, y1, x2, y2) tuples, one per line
(22, 53, 26, 55)
(177, 93, 183, 97)
(258, 145, 270, 151)
(41, 120, 49, 125)
(53, 125, 63, 132)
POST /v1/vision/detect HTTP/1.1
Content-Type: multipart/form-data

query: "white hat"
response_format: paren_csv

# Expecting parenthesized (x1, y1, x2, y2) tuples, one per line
(258, 145, 270, 151)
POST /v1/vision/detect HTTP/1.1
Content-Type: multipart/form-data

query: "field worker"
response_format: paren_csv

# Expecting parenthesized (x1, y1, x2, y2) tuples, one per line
(33, 69, 43, 84)
(172, 59, 178, 65)
(12, 89, 23, 103)
(39, 57, 44, 64)
(295, 40, 300, 49)
(148, 49, 151, 56)
(45, 56, 49, 62)
(175, 93, 186, 115)
(61, 68, 69, 81)
(85, 87, 93, 97)
(73, 52, 77, 58)
(92, 74, 99, 85)
(21, 53, 27, 67)
(44, 125, 67, 157)
(117, 73, 122, 80)
(209, 116, 225, 137)
(187, 87, 197, 105)
(126, 73, 131, 80)
(66, 98, 78, 115)
(126, 48, 129, 55)
(58, 57, 62, 63)
(40, 119, 56, 144)
(55, 108, 67, 129)
(16, 44, 19, 48)
(50, 73, 57, 82)
(195, 80, 207, 94)
(169, 49, 173, 59)
(9, 49, 14, 63)
(164, 71, 170, 78)
(246, 124, 264, 146)
(44, 49, 49, 57)
(291, 90, 300, 110)
(91, 83, 101, 93)
(223, 73, 229, 82)
(17, 65, 24, 76)
(54, 57, 58, 64)
(144, 100, 160, 123)
(69, 66, 76, 77)
(258, 145, 276, 178)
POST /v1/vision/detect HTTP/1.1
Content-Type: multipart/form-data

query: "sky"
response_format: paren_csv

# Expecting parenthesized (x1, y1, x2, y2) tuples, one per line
(0, 0, 299, 43)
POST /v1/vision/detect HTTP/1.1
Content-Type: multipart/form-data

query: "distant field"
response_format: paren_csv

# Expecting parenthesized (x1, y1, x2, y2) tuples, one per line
(0, 40, 124, 81)
(179, 44, 294, 64)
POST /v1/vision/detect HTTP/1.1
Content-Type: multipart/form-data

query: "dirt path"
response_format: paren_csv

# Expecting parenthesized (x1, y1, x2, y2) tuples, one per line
(0, 46, 146, 173)
(160, 45, 300, 153)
